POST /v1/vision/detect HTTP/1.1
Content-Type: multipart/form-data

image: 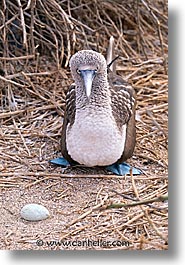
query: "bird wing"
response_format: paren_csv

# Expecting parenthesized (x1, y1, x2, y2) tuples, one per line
(109, 72, 136, 162)
(61, 83, 77, 164)
(64, 83, 76, 126)
(106, 35, 135, 124)
(109, 73, 135, 128)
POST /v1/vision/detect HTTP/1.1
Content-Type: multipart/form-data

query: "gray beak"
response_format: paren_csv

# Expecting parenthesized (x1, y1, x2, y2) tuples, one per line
(80, 70, 96, 99)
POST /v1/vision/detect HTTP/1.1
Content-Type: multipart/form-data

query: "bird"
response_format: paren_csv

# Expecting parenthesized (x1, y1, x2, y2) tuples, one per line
(61, 36, 136, 172)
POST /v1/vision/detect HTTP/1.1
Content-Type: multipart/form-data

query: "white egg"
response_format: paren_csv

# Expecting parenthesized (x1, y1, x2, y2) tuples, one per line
(20, 203, 50, 221)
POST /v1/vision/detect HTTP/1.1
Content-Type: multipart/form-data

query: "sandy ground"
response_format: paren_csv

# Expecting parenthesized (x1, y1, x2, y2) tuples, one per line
(0, 52, 168, 250)
(0, 135, 168, 250)
(0, 0, 168, 250)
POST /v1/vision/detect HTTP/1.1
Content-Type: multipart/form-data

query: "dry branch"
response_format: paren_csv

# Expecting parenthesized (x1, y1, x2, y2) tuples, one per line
(0, 0, 168, 250)
(106, 194, 168, 209)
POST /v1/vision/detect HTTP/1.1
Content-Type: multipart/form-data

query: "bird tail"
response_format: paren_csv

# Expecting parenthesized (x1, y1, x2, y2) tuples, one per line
(106, 36, 116, 73)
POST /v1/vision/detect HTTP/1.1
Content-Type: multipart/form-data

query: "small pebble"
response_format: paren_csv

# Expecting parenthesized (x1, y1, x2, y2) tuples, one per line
(20, 203, 50, 221)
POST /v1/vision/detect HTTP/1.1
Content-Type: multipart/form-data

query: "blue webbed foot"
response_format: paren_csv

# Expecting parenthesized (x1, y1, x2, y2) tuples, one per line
(106, 162, 141, 176)
(49, 157, 141, 176)
(49, 157, 70, 167)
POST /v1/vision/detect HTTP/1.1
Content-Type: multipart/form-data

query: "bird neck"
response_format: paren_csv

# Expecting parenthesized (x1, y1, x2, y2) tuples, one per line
(75, 79, 111, 109)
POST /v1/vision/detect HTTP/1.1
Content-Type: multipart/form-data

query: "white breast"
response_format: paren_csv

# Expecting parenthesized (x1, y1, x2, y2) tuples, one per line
(66, 108, 126, 167)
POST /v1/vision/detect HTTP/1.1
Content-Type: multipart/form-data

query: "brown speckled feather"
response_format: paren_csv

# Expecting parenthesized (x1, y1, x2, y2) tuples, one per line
(108, 71, 136, 162)
(61, 84, 77, 165)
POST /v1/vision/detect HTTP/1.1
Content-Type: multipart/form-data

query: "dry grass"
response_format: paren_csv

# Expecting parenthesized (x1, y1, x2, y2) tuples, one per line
(0, 0, 168, 250)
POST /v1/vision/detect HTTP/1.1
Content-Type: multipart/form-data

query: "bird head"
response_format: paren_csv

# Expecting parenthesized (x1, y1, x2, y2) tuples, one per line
(69, 50, 107, 99)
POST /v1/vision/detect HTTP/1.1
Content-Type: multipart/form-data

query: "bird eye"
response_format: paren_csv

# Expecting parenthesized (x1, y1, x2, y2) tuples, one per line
(76, 69, 81, 74)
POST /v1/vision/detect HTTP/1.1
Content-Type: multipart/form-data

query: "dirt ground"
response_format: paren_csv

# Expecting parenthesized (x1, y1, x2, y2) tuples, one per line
(0, 56, 168, 250)
(0, 0, 168, 250)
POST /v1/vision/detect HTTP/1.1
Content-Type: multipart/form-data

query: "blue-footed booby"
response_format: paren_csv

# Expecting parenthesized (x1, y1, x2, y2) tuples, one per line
(61, 37, 136, 170)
